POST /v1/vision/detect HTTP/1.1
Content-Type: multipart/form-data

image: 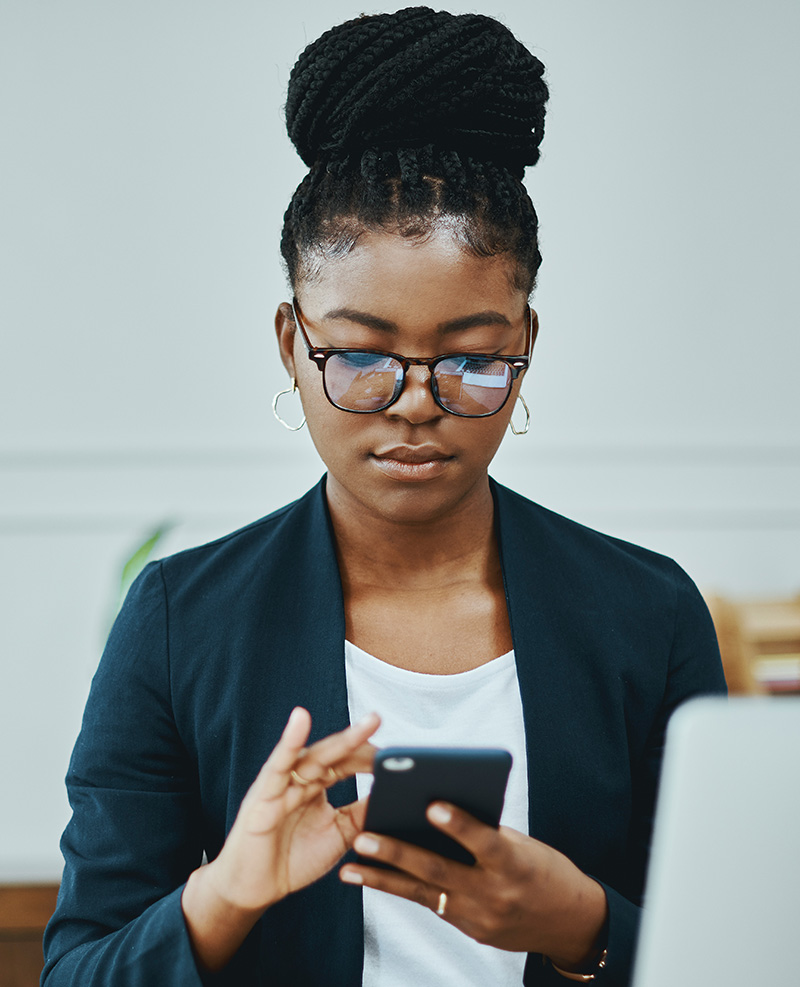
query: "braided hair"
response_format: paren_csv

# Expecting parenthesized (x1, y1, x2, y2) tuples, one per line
(281, 7, 549, 295)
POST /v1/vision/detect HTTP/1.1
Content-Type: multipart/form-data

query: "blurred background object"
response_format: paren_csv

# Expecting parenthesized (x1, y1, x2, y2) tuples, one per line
(0, 886, 59, 987)
(706, 595, 800, 696)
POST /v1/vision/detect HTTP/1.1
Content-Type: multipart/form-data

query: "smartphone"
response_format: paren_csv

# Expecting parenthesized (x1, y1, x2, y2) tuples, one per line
(361, 747, 512, 866)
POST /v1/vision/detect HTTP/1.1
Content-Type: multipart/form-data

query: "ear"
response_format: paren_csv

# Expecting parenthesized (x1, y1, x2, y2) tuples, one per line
(529, 308, 540, 352)
(275, 302, 298, 379)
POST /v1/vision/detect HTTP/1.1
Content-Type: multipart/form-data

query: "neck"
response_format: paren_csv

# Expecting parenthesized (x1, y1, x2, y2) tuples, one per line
(325, 475, 498, 591)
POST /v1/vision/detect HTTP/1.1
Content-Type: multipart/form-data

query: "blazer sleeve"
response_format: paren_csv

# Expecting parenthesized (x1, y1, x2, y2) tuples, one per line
(592, 563, 727, 986)
(42, 562, 208, 986)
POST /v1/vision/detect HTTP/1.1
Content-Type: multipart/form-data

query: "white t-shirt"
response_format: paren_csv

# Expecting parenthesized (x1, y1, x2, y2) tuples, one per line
(345, 641, 529, 987)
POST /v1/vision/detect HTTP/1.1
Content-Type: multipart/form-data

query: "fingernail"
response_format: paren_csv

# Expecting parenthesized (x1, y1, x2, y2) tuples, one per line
(340, 868, 363, 885)
(356, 712, 379, 728)
(428, 803, 452, 825)
(354, 834, 380, 855)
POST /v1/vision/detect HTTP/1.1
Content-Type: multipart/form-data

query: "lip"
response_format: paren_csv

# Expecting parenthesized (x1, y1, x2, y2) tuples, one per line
(372, 445, 451, 464)
(370, 445, 453, 482)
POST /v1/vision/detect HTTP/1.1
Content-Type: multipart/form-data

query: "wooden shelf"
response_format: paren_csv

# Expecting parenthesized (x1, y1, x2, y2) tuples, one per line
(705, 594, 800, 695)
(0, 884, 59, 987)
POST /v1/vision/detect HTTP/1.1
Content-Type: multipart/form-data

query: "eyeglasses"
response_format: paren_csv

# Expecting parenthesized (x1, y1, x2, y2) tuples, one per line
(291, 299, 531, 418)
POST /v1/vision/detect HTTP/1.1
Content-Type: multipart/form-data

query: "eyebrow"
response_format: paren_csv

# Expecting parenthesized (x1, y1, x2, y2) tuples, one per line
(321, 307, 513, 335)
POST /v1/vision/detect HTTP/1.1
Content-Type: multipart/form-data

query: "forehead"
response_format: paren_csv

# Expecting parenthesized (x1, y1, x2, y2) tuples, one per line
(296, 229, 525, 321)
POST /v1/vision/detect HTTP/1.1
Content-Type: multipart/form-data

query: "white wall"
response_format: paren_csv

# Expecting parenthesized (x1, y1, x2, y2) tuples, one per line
(1, 0, 798, 879)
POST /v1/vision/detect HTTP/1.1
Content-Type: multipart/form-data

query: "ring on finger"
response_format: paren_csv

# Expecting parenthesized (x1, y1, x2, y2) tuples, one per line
(436, 891, 448, 917)
(290, 768, 314, 786)
(327, 766, 340, 782)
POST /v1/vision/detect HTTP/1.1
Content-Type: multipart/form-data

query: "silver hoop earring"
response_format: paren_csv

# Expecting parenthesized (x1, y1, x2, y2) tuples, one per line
(509, 393, 530, 436)
(272, 378, 306, 431)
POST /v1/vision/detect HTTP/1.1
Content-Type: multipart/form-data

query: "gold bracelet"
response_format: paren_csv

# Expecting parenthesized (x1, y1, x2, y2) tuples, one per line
(547, 947, 608, 981)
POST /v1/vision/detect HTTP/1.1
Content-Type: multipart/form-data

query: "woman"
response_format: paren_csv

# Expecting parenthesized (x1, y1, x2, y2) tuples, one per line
(42, 8, 726, 986)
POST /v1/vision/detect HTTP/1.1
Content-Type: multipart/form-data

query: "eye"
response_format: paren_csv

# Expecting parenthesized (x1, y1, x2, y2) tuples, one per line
(336, 351, 390, 371)
(438, 356, 507, 377)
(461, 357, 497, 373)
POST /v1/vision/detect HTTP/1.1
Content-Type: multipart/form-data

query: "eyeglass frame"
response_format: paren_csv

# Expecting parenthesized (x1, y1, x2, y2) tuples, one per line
(290, 297, 533, 418)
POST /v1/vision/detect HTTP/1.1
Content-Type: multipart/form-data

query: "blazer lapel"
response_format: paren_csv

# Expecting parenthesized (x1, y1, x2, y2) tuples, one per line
(495, 479, 594, 987)
(253, 476, 364, 984)
(494, 479, 598, 854)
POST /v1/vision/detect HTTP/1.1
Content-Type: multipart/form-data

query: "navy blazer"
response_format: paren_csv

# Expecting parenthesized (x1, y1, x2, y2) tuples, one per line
(43, 478, 726, 986)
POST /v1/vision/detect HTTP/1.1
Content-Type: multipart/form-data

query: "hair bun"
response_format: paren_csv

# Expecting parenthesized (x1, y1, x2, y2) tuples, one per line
(286, 6, 549, 174)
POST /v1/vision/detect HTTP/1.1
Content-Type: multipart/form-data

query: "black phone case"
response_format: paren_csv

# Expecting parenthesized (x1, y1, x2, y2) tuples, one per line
(361, 747, 512, 866)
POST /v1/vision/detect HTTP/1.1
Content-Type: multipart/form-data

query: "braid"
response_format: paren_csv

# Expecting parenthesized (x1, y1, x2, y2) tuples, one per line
(281, 7, 549, 294)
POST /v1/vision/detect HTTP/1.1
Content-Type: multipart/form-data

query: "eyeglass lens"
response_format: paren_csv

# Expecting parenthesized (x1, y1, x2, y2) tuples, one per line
(323, 352, 513, 416)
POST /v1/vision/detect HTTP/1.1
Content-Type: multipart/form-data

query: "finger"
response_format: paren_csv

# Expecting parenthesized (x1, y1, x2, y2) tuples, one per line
(342, 739, 379, 767)
(425, 802, 501, 864)
(269, 707, 313, 772)
(339, 862, 444, 917)
(306, 714, 380, 768)
(334, 795, 369, 845)
(342, 739, 379, 772)
(292, 715, 380, 784)
(249, 707, 313, 800)
(311, 741, 377, 788)
(351, 832, 469, 892)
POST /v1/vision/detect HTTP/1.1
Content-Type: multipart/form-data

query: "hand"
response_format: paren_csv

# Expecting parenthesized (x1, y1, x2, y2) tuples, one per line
(183, 707, 379, 971)
(209, 706, 379, 911)
(340, 802, 608, 971)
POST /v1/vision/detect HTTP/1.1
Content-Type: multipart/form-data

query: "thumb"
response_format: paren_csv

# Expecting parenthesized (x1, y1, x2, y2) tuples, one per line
(339, 796, 370, 846)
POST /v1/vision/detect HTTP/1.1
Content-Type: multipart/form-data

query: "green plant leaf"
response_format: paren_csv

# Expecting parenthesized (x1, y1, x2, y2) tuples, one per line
(115, 522, 174, 615)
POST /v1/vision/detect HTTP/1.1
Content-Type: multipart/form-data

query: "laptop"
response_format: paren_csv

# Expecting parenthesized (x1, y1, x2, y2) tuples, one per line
(632, 696, 800, 986)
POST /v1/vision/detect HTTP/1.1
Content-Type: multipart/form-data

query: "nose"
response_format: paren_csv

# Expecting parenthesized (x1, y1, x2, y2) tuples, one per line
(385, 364, 442, 424)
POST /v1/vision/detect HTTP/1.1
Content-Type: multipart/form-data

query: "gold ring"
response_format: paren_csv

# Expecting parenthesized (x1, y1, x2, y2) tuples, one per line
(436, 891, 447, 917)
(327, 766, 339, 782)
(290, 768, 313, 786)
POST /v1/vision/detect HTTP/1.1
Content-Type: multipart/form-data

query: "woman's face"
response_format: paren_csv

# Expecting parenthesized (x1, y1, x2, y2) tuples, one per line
(275, 228, 538, 526)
